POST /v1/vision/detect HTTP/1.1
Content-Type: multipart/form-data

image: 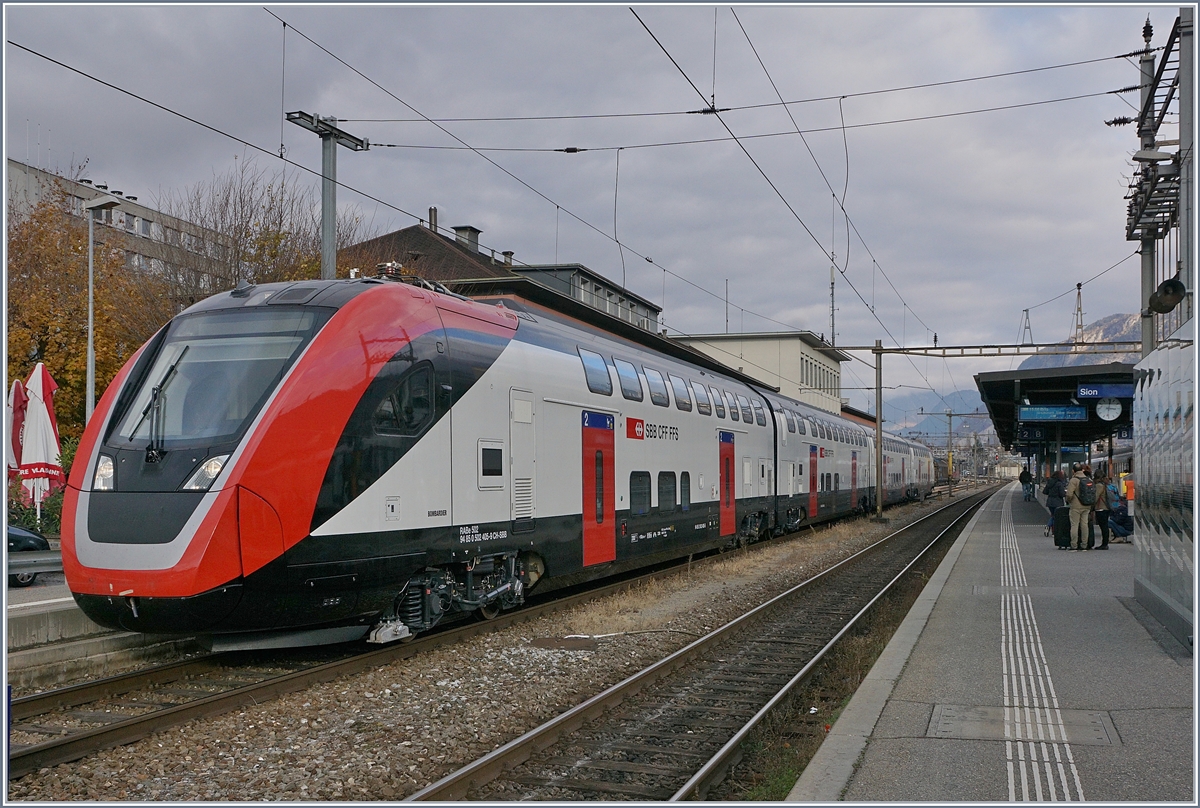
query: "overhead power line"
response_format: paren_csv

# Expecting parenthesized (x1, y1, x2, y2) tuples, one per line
(263, 9, 829, 336)
(632, 9, 956, 414)
(338, 47, 1155, 124)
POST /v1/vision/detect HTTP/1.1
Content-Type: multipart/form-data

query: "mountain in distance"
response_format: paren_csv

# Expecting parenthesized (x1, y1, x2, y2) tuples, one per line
(888, 388, 992, 438)
(1017, 313, 1139, 370)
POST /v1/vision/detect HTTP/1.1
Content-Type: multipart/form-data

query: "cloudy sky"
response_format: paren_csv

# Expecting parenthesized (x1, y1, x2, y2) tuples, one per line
(4, 4, 1178, 416)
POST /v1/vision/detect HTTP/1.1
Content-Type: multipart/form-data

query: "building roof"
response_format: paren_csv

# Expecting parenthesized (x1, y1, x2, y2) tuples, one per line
(340, 224, 518, 283)
(975, 362, 1136, 450)
(681, 330, 851, 364)
(516, 263, 662, 314)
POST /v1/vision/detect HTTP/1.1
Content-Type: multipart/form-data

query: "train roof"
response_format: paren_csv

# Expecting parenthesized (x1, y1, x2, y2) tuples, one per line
(448, 276, 776, 392)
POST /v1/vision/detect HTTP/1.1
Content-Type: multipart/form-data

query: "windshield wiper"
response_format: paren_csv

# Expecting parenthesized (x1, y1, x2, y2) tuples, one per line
(135, 345, 188, 463)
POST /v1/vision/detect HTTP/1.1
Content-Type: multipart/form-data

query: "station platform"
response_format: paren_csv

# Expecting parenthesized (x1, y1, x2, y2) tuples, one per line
(789, 482, 1194, 802)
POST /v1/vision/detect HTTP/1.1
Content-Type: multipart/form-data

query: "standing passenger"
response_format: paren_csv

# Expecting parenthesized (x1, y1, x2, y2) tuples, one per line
(1064, 463, 1092, 551)
(1043, 470, 1067, 537)
(1019, 467, 1033, 501)
(1093, 472, 1113, 550)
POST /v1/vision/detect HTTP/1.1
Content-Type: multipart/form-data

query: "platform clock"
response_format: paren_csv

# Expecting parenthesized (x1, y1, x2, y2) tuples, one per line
(1095, 397, 1122, 421)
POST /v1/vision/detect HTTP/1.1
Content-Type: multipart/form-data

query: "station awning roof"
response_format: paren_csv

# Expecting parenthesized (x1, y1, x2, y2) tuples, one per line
(974, 362, 1136, 451)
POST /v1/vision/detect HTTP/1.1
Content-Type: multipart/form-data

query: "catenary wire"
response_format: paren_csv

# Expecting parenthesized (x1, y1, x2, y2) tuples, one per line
(337, 47, 1156, 124)
(264, 9, 823, 336)
(634, 9, 956, 413)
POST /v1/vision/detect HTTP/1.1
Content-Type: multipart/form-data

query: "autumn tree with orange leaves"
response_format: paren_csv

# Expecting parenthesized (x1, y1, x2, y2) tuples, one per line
(7, 182, 139, 441)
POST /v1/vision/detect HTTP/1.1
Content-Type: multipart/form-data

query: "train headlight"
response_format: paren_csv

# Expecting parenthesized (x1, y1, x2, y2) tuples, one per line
(93, 455, 115, 491)
(182, 455, 230, 491)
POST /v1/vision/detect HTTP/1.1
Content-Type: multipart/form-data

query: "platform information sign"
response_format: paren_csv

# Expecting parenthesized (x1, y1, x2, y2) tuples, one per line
(1018, 405, 1087, 422)
(1076, 383, 1135, 399)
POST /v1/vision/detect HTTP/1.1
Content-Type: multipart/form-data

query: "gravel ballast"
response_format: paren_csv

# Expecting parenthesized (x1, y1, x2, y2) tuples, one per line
(9, 497, 949, 801)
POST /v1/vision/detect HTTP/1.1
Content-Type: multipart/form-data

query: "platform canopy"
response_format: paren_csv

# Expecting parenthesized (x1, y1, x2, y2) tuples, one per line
(975, 362, 1136, 451)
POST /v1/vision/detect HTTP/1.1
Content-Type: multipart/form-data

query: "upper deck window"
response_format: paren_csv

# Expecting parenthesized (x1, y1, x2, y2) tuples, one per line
(644, 367, 670, 407)
(724, 390, 740, 421)
(751, 399, 766, 427)
(577, 347, 613, 396)
(784, 409, 795, 433)
(710, 386, 725, 418)
(691, 382, 711, 416)
(669, 375, 692, 412)
(736, 394, 753, 424)
(613, 357, 643, 401)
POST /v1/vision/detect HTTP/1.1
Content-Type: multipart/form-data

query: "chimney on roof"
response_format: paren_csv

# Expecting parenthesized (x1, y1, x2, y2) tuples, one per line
(428, 206, 438, 233)
(502, 250, 514, 266)
(453, 225, 481, 254)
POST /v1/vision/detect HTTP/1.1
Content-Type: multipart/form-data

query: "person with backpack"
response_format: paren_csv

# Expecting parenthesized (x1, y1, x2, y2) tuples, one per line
(1019, 467, 1034, 501)
(1065, 463, 1096, 551)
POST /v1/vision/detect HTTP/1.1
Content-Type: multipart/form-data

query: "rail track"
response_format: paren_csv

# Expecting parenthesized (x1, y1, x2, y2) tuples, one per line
(8, 492, 983, 782)
(6, 558, 703, 781)
(407, 489, 991, 801)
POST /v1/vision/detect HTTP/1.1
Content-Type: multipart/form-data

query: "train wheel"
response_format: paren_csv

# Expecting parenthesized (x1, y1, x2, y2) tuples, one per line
(476, 603, 501, 621)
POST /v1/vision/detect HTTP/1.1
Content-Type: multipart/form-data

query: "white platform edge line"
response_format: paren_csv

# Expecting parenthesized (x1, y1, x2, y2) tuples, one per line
(786, 492, 997, 802)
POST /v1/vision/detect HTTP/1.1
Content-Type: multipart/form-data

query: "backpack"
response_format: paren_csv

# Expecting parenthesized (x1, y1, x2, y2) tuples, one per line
(1077, 478, 1097, 506)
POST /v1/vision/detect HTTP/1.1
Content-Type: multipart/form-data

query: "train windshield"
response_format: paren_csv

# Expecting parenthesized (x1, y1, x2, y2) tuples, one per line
(111, 307, 330, 450)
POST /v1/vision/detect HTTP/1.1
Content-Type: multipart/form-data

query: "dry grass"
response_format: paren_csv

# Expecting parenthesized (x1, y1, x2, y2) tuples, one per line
(560, 498, 942, 641)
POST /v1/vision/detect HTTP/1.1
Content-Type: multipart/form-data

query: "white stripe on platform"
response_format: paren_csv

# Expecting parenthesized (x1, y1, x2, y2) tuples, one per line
(1000, 487, 1084, 801)
(6, 595, 76, 610)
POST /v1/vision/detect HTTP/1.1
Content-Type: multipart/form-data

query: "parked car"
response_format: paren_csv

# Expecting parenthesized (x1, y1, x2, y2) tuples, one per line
(8, 524, 51, 587)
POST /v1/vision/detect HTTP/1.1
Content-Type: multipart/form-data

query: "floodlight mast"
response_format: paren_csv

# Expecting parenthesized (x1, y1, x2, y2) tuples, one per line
(286, 111, 369, 279)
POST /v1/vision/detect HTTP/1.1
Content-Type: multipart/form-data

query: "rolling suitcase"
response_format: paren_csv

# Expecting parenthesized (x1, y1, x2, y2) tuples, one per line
(1053, 506, 1072, 548)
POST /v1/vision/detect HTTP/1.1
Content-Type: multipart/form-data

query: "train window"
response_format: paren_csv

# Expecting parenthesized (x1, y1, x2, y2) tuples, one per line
(658, 471, 677, 513)
(680, 471, 691, 511)
(630, 471, 652, 515)
(710, 386, 726, 418)
(752, 400, 766, 426)
(817, 423, 826, 440)
(784, 409, 795, 433)
(691, 382, 711, 416)
(825, 473, 832, 491)
(374, 366, 433, 436)
(595, 451, 604, 524)
(482, 448, 503, 476)
(613, 358, 643, 401)
(644, 368, 670, 407)
(795, 415, 806, 435)
(669, 375, 692, 412)
(577, 348, 613, 396)
(724, 390, 740, 421)
(736, 394, 753, 424)
(834, 473, 840, 491)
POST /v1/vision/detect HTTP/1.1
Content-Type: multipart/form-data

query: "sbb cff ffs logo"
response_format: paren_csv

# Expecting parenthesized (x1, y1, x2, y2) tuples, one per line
(627, 418, 644, 440)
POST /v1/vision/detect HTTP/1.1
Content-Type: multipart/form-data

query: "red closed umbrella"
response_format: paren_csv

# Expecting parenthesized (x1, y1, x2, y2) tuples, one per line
(6, 378, 28, 481)
(18, 363, 65, 523)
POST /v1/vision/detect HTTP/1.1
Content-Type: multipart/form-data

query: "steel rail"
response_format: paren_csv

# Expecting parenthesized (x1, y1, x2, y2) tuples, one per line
(404, 489, 993, 801)
(6, 553, 730, 780)
(670, 491, 987, 800)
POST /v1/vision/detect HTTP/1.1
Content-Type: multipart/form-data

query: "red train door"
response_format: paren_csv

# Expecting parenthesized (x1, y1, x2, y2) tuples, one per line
(809, 444, 819, 518)
(581, 410, 616, 566)
(719, 431, 735, 536)
(851, 451, 858, 509)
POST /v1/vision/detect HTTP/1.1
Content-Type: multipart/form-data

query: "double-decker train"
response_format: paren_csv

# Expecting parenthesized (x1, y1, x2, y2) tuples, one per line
(63, 273, 933, 649)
